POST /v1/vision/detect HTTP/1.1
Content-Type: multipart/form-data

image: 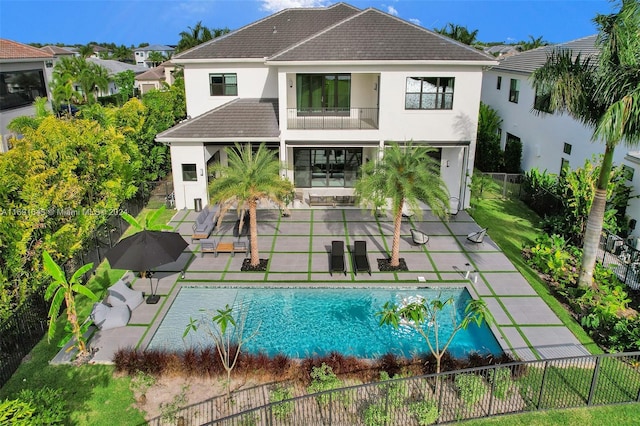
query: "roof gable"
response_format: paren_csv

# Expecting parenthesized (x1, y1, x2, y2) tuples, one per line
(175, 3, 359, 60)
(0, 39, 53, 60)
(269, 8, 493, 62)
(492, 34, 599, 74)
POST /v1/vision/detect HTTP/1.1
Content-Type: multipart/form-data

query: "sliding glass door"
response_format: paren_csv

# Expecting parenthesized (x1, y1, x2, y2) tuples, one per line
(293, 148, 362, 187)
(296, 74, 351, 114)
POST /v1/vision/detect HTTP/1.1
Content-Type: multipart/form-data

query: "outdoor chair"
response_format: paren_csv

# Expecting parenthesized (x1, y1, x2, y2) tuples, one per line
(330, 240, 346, 276)
(353, 240, 371, 276)
(91, 301, 130, 330)
(411, 229, 429, 245)
(107, 280, 143, 311)
(467, 228, 488, 244)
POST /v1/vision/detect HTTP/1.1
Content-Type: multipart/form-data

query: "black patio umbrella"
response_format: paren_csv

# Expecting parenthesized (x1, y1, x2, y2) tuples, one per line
(105, 230, 188, 303)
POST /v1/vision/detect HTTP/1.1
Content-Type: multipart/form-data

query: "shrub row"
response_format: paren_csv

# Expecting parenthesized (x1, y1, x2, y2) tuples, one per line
(114, 347, 515, 383)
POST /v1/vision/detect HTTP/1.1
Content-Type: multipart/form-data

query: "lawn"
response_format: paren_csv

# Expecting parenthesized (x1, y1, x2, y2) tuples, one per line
(468, 189, 602, 354)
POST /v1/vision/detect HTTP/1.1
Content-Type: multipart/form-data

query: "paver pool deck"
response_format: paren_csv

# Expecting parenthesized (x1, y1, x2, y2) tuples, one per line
(89, 207, 590, 364)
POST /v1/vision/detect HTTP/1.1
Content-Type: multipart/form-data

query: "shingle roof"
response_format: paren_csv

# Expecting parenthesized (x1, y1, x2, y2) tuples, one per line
(269, 8, 493, 62)
(175, 3, 360, 60)
(40, 45, 75, 56)
(136, 65, 166, 81)
(492, 35, 599, 74)
(156, 99, 280, 142)
(0, 38, 53, 60)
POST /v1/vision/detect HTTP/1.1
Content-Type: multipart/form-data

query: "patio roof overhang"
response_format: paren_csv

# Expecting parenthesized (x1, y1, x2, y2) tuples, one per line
(156, 98, 280, 145)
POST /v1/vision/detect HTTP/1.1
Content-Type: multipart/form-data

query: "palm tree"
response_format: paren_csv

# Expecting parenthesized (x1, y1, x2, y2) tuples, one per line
(147, 51, 166, 67)
(531, 0, 640, 288)
(78, 62, 110, 103)
(355, 143, 450, 268)
(208, 143, 294, 268)
(435, 23, 479, 45)
(176, 22, 230, 53)
(520, 35, 549, 51)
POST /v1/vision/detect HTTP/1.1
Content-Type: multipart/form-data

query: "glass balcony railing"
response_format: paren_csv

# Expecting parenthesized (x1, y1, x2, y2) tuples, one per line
(287, 107, 379, 130)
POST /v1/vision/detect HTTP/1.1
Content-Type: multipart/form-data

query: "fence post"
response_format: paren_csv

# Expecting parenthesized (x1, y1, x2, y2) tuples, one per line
(537, 360, 549, 409)
(384, 383, 390, 426)
(329, 391, 333, 425)
(502, 173, 507, 199)
(587, 356, 601, 406)
(487, 367, 496, 417)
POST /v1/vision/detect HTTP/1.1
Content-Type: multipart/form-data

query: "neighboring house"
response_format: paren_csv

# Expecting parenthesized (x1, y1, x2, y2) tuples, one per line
(481, 34, 640, 236)
(85, 57, 148, 97)
(133, 44, 174, 68)
(0, 38, 53, 152)
(39, 45, 75, 90)
(483, 45, 521, 59)
(157, 2, 496, 210)
(135, 61, 177, 94)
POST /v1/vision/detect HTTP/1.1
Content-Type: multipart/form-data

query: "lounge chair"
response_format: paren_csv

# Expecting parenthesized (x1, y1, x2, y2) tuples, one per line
(467, 228, 488, 244)
(411, 229, 429, 245)
(192, 204, 219, 241)
(91, 301, 130, 330)
(107, 279, 143, 310)
(330, 240, 346, 276)
(353, 240, 371, 276)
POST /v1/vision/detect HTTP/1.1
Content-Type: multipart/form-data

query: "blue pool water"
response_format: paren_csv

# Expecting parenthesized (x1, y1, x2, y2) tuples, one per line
(148, 287, 503, 359)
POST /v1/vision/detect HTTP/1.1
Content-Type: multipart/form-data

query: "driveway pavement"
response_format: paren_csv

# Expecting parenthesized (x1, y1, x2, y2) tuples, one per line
(85, 207, 589, 364)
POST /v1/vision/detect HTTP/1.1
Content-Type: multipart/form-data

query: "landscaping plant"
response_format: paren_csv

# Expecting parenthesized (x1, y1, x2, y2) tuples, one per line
(409, 400, 439, 426)
(531, 0, 640, 288)
(454, 373, 488, 407)
(355, 143, 450, 269)
(377, 294, 489, 374)
(208, 143, 294, 268)
(42, 251, 98, 357)
(269, 385, 294, 420)
(306, 363, 344, 406)
(184, 303, 259, 401)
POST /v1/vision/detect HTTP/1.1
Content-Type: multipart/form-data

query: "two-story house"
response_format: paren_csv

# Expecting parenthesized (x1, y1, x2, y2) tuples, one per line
(481, 35, 640, 237)
(157, 3, 496, 211)
(0, 39, 53, 152)
(134, 44, 175, 68)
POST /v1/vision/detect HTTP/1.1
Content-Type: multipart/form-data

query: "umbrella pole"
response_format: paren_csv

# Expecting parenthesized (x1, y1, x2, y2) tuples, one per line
(146, 274, 160, 304)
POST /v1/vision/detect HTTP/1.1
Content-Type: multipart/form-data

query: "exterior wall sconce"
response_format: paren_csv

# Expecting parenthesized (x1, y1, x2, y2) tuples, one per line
(200, 168, 204, 176)
(288, 79, 293, 88)
(446, 160, 450, 168)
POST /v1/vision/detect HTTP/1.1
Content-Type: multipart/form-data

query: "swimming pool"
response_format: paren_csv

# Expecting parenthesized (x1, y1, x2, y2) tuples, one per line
(148, 287, 503, 359)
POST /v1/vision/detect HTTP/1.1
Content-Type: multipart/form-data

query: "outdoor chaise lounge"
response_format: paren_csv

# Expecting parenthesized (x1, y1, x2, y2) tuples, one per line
(353, 240, 371, 276)
(467, 228, 488, 244)
(107, 279, 144, 311)
(330, 240, 346, 276)
(192, 204, 219, 241)
(91, 301, 130, 330)
(411, 229, 429, 245)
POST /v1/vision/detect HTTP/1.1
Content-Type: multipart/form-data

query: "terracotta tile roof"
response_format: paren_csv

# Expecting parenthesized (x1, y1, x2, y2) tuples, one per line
(0, 38, 53, 60)
(156, 99, 280, 142)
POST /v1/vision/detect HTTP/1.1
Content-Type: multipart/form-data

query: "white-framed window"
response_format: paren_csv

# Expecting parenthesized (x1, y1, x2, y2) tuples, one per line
(182, 164, 197, 181)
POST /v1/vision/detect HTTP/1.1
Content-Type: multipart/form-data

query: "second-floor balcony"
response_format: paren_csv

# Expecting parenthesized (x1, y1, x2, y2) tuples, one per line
(287, 107, 379, 130)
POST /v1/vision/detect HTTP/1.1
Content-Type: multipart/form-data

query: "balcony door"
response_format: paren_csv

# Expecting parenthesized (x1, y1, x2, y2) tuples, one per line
(296, 74, 350, 114)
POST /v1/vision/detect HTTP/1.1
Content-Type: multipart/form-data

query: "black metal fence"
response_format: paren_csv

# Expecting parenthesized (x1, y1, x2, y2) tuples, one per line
(0, 288, 49, 387)
(598, 231, 640, 291)
(149, 352, 640, 425)
(0, 180, 174, 388)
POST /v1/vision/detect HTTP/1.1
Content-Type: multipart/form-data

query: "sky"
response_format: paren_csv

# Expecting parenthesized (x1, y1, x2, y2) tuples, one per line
(0, 0, 616, 47)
